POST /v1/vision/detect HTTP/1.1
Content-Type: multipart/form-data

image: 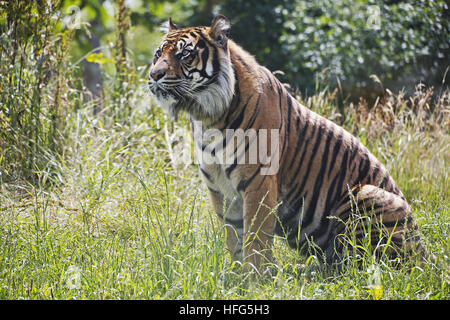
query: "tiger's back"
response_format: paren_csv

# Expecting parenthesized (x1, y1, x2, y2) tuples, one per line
(149, 15, 429, 272)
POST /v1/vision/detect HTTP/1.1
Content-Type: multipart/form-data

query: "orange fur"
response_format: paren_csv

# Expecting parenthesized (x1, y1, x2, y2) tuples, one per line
(149, 16, 429, 273)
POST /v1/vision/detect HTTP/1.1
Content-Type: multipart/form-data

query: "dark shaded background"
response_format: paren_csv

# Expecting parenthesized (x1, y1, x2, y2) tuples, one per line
(69, 0, 449, 103)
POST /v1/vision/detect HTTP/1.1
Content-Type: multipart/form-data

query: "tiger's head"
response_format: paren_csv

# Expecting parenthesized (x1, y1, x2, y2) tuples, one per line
(148, 15, 235, 121)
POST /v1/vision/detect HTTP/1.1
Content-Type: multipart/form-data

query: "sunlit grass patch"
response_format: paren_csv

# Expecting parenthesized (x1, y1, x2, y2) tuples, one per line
(1, 83, 448, 299)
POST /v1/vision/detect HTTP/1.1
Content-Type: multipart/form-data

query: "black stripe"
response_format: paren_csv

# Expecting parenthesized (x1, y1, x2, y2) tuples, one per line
(371, 165, 380, 183)
(393, 185, 402, 198)
(302, 126, 334, 227)
(288, 115, 315, 186)
(233, 53, 252, 74)
(181, 67, 194, 79)
(286, 95, 293, 135)
(217, 212, 244, 229)
(228, 94, 253, 131)
(349, 139, 360, 175)
(355, 151, 371, 185)
(225, 162, 237, 178)
(235, 128, 258, 164)
(284, 183, 299, 203)
(221, 73, 241, 125)
(210, 128, 232, 154)
(327, 128, 343, 177)
(200, 166, 213, 181)
(254, 172, 269, 191)
(199, 44, 210, 74)
(353, 231, 394, 247)
(246, 94, 262, 128)
(207, 186, 221, 195)
(306, 171, 344, 242)
(277, 82, 283, 118)
(280, 95, 293, 160)
(310, 165, 342, 243)
(288, 109, 309, 170)
(195, 38, 205, 47)
(295, 112, 301, 131)
(352, 215, 412, 238)
(324, 172, 342, 211)
(224, 122, 259, 180)
(332, 144, 352, 210)
(295, 120, 325, 204)
(195, 42, 214, 79)
(261, 68, 274, 89)
(379, 176, 388, 190)
(383, 216, 413, 229)
(237, 165, 261, 193)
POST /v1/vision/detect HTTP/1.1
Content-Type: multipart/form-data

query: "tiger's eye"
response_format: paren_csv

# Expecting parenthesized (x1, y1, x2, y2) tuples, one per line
(181, 49, 190, 57)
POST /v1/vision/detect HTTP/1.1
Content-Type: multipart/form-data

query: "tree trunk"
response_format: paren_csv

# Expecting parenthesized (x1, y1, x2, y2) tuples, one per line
(83, 19, 103, 116)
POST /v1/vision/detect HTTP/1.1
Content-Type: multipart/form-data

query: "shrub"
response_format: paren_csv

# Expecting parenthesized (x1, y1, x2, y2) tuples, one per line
(0, 0, 78, 183)
(280, 0, 450, 98)
(218, 0, 449, 99)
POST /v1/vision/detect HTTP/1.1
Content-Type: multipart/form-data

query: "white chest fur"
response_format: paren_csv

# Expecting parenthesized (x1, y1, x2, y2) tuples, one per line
(193, 120, 241, 201)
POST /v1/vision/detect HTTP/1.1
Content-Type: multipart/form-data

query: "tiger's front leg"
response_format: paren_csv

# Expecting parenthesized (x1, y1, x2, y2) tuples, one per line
(207, 188, 245, 263)
(240, 174, 278, 274)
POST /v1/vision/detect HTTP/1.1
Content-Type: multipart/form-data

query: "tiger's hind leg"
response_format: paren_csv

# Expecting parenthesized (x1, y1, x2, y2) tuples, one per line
(333, 184, 429, 264)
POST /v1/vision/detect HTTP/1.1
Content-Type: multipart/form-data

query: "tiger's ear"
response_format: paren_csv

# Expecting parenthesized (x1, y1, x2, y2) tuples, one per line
(209, 14, 230, 48)
(160, 17, 178, 33)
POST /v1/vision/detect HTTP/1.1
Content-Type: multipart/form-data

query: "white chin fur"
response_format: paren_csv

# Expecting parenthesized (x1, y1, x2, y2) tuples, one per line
(153, 94, 178, 117)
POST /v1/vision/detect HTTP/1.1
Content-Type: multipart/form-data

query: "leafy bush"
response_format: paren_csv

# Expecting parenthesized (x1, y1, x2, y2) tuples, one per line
(0, 0, 137, 183)
(0, 1, 78, 183)
(281, 0, 449, 97)
(218, 0, 295, 74)
(219, 0, 449, 99)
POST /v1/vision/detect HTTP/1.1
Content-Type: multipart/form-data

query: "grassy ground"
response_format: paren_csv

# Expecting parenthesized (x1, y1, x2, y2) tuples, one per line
(0, 84, 448, 300)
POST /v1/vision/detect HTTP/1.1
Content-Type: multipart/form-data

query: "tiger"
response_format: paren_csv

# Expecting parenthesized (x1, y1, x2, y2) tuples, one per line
(148, 15, 430, 273)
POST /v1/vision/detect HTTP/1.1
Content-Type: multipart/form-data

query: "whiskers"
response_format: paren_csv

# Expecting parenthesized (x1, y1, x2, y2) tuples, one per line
(167, 79, 195, 100)
(149, 78, 194, 100)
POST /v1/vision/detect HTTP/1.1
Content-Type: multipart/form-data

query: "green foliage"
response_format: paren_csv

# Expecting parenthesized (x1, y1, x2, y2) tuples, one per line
(0, 0, 79, 183)
(216, 0, 449, 98)
(57, 0, 450, 101)
(0, 0, 448, 301)
(217, 0, 295, 73)
(0, 77, 448, 299)
(279, 0, 450, 96)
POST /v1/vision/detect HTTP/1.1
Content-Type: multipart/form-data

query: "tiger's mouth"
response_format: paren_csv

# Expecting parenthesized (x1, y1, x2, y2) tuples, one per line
(148, 78, 195, 101)
(151, 86, 172, 101)
(148, 79, 195, 119)
(149, 81, 173, 100)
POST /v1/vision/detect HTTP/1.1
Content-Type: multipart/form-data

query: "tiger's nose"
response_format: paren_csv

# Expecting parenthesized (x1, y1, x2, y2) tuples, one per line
(150, 69, 165, 82)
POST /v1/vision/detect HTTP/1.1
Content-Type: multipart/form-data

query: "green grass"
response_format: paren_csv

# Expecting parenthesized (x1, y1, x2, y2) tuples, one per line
(2, 0, 446, 301)
(0, 85, 448, 300)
